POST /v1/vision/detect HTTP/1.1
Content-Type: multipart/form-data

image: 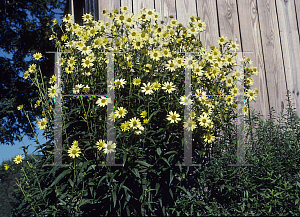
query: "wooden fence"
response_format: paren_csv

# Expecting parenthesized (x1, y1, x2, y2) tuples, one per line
(64, 0, 300, 137)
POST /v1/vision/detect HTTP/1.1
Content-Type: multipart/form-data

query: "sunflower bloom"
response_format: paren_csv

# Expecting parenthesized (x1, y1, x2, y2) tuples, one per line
(4, 164, 9, 170)
(14, 155, 24, 164)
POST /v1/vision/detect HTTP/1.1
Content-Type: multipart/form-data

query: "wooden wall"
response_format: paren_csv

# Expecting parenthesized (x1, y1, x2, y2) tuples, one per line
(65, 0, 300, 128)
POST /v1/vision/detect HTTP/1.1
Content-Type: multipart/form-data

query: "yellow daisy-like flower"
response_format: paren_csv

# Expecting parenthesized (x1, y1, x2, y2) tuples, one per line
(183, 118, 197, 132)
(68, 145, 81, 159)
(140, 111, 147, 118)
(82, 57, 94, 68)
(152, 81, 161, 91)
(33, 52, 42, 61)
(148, 49, 162, 61)
(179, 96, 193, 106)
(120, 121, 130, 132)
(246, 89, 256, 102)
(96, 96, 112, 107)
(28, 63, 37, 73)
(73, 84, 84, 94)
(198, 114, 211, 128)
(96, 139, 106, 151)
(49, 75, 56, 84)
(83, 85, 90, 92)
(143, 119, 149, 124)
(133, 77, 141, 86)
(162, 81, 176, 94)
(17, 105, 23, 110)
(13, 155, 24, 164)
(38, 117, 48, 130)
(203, 133, 215, 144)
(82, 13, 93, 22)
(243, 105, 249, 115)
(166, 111, 181, 124)
(115, 107, 127, 119)
(23, 71, 30, 79)
(103, 141, 116, 154)
(115, 78, 127, 89)
(72, 140, 79, 147)
(129, 117, 142, 130)
(217, 36, 228, 46)
(229, 41, 240, 52)
(48, 84, 59, 98)
(141, 82, 154, 95)
(121, 6, 130, 12)
(4, 164, 9, 170)
(225, 95, 235, 106)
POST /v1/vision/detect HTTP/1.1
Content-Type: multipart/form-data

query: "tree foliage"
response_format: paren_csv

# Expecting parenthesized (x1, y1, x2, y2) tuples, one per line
(0, 0, 66, 146)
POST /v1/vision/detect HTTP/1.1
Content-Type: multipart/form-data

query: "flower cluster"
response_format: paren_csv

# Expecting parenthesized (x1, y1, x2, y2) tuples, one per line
(17, 6, 259, 162)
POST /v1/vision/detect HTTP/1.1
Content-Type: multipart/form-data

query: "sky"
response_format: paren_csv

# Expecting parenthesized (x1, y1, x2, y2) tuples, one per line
(0, 7, 65, 165)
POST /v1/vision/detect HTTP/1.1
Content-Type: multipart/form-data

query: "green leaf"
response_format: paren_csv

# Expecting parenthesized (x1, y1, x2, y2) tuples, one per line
(157, 147, 162, 155)
(169, 169, 174, 185)
(49, 169, 71, 188)
(112, 190, 117, 208)
(162, 157, 171, 167)
(165, 150, 178, 155)
(135, 160, 152, 167)
(68, 178, 74, 188)
(155, 183, 160, 196)
(131, 168, 140, 179)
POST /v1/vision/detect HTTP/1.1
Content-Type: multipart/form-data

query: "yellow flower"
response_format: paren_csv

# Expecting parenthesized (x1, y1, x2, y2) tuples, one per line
(140, 111, 147, 118)
(162, 81, 176, 94)
(166, 111, 181, 124)
(13, 155, 24, 164)
(129, 117, 142, 130)
(38, 117, 48, 130)
(4, 164, 9, 170)
(133, 77, 141, 86)
(72, 140, 79, 147)
(23, 71, 30, 79)
(115, 107, 127, 119)
(17, 105, 23, 110)
(68, 145, 81, 159)
(203, 133, 215, 144)
(103, 141, 116, 154)
(143, 119, 149, 124)
(49, 75, 56, 84)
(141, 82, 154, 95)
(33, 52, 42, 61)
(96, 96, 112, 107)
(52, 18, 58, 25)
(96, 139, 106, 151)
(183, 118, 197, 132)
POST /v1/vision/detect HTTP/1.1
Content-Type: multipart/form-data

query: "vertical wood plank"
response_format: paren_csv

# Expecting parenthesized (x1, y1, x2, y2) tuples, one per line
(275, 0, 300, 120)
(237, 0, 270, 125)
(196, 0, 219, 49)
(175, 0, 198, 29)
(216, 0, 241, 47)
(256, 0, 287, 122)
